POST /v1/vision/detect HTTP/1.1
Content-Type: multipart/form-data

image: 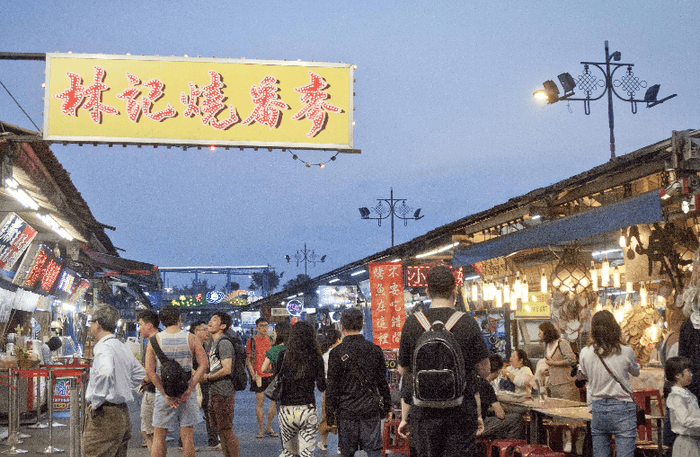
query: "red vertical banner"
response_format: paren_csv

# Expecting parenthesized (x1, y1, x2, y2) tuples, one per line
(369, 262, 405, 350)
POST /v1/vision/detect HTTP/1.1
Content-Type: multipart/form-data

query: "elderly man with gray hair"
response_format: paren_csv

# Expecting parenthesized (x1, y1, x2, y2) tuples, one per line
(83, 304, 145, 457)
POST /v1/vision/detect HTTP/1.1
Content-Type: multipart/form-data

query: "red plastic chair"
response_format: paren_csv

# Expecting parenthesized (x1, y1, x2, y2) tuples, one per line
(632, 389, 663, 443)
(382, 418, 410, 456)
(512, 444, 553, 457)
(489, 439, 527, 457)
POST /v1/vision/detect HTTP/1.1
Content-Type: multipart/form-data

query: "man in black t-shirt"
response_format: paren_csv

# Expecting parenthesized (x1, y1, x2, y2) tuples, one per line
(397, 266, 490, 457)
(476, 354, 524, 440)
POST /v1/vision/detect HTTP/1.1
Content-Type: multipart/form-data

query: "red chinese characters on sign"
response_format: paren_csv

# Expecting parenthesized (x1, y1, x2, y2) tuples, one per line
(406, 265, 463, 288)
(242, 76, 290, 129)
(117, 73, 177, 122)
(23, 247, 63, 294)
(183, 71, 240, 130)
(53, 66, 118, 123)
(292, 71, 343, 137)
(51, 66, 345, 138)
(369, 262, 405, 350)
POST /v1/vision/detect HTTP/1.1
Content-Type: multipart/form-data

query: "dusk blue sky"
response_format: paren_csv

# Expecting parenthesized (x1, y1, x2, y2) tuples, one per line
(1, 1, 699, 291)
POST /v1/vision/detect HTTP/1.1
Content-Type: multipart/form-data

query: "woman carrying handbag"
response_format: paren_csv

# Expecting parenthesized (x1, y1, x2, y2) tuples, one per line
(579, 310, 641, 457)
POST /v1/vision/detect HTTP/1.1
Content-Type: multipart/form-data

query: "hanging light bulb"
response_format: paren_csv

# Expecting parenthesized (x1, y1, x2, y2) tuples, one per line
(619, 229, 627, 248)
(541, 269, 547, 293)
(602, 258, 610, 287)
(503, 282, 510, 304)
(513, 272, 522, 299)
(471, 282, 478, 302)
(489, 280, 497, 302)
(521, 275, 529, 302)
(613, 266, 621, 289)
(640, 284, 648, 306)
(495, 286, 502, 308)
(590, 261, 598, 291)
(614, 307, 625, 323)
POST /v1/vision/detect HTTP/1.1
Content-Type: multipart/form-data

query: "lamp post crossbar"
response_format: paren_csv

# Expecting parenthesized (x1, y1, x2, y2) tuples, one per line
(359, 188, 423, 247)
(535, 40, 677, 160)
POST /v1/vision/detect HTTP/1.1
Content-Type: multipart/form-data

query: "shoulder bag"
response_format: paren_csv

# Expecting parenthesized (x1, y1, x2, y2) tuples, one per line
(597, 353, 646, 427)
(264, 353, 285, 401)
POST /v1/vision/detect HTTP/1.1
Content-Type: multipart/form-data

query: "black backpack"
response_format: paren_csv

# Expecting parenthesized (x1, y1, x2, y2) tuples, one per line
(411, 311, 467, 408)
(213, 329, 248, 391)
(150, 335, 191, 398)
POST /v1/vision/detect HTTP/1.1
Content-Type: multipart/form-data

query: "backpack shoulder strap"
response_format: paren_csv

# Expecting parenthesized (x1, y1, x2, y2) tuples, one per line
(444, 311, 465, 331)
(415, 311, 432, 331)
(149, 335, 169, 364)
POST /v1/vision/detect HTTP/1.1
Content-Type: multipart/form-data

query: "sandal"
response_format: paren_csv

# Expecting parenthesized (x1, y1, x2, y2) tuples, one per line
(265, 430, 279, 437)
(256, 433, 265, 439)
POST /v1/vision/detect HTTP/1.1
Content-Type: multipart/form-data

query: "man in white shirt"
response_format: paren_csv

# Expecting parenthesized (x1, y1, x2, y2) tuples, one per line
(83, 304, 145, 457)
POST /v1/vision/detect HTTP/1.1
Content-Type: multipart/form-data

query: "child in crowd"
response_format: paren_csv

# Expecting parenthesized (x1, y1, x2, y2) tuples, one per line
(665, 356, 700, 457)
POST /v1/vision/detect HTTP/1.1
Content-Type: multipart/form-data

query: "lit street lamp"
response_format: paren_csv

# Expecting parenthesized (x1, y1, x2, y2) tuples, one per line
(359, 188, 423, 247)
(534, 40, 676, 160)
(285, 243, 326, 276)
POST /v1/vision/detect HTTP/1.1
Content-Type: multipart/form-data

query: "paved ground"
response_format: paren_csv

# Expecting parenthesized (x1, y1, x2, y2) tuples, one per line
(0, 389, 344, 456)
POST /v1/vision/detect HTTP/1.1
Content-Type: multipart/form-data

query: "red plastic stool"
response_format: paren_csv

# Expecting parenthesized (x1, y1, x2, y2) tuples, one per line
(489, 439, 528, 457)
(528, 451, 566, 457)
(513, 444, 554, 457)
(382, 419, 410, 456)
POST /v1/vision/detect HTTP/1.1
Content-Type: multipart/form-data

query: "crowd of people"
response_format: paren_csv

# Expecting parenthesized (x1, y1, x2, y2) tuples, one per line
(81, 263, 700, 457)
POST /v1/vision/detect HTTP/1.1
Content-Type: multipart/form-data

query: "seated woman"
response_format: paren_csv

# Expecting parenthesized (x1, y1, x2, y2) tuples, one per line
(502, 349, 534, 397)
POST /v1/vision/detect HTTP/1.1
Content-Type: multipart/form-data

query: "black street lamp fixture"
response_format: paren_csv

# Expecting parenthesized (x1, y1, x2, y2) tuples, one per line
(534, 40, 676, 160)
(358, 187, 423, 247)
(285, 243, 326, 276)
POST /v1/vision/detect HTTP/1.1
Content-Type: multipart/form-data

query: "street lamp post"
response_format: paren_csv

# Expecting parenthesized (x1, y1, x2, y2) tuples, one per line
(285, 243, 326, 276)
(358, 188, 424, 247)
(534, 40, 676, 160)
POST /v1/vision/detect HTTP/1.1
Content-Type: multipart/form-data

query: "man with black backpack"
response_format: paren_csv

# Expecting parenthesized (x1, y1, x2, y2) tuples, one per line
(397, 266, 490, 457)
(145, 305, 208, 457)
(202, 312, 240, 457)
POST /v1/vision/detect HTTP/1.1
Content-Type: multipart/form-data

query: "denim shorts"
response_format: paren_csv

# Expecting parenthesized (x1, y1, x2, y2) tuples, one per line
(152, 392, 202, 429)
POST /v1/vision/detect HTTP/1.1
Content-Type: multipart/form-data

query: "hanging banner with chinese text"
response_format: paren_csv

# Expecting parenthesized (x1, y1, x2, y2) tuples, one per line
(369, 262, 405, 350)
(13, 244, 64, 294)
(0, 212, 37, 271)
(44, 53, 356, 151)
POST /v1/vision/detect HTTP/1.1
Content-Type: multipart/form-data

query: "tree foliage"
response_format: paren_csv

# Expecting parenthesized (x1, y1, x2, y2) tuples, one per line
(248, 270, 280, 293)
(283, 274, 312, 290)
(171, 279, 217, 296)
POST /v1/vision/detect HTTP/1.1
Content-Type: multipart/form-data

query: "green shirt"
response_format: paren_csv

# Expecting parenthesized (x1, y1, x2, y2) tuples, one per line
(265, 345, 286, 372)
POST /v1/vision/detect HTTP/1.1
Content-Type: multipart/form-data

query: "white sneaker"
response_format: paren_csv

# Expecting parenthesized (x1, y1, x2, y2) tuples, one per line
(318, 443, 327, 451)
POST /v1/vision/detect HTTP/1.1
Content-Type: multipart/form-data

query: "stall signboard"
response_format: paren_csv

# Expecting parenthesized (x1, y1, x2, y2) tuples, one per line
(44, 53, 356, 151)
(406, 264, 463, 288)
(369, 262, 405, 350)
(13, 244, 63, 294)
(241, 311, 260, 326)
(317, 285, 358, 307)
(67, 279, 90, 304)
(516, 293, 551, 318)
(0, 213, 37, 271)
(53, 268, 78, 301)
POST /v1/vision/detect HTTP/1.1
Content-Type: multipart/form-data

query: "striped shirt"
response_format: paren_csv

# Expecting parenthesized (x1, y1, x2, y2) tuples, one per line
(155, 330, 193, 375)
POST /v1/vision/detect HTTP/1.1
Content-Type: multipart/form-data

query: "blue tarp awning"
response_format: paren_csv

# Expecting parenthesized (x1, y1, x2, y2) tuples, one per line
(452, 190, 663, 267)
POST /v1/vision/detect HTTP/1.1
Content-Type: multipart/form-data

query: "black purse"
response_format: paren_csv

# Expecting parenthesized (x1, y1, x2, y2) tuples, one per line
(597, 354, 646, 427)
(264, 355, 285, 401)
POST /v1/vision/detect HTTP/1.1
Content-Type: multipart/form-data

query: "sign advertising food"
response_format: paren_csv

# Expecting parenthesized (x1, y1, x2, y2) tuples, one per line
(0, 212, 37, 271)
(369, 262, 405, 350)
(44, 53, 356, 151)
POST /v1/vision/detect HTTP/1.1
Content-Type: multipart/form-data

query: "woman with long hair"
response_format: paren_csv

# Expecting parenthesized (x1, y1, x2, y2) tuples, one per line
(276, 321, 326, 457)
(579, 310, 640, 457)
(538, 321, 579, 401)
(501, 348, 534, 396)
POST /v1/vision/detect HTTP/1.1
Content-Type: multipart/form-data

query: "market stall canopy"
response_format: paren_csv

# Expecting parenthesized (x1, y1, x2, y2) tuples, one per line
(82, 250, 161, 290)
(452, 190, 663, 267)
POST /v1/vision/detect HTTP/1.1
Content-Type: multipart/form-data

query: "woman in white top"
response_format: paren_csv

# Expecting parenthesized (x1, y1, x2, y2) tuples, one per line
(579, 310, 640, 457)
(501, 348, 534, 396)
(665, 356, 700, 457)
